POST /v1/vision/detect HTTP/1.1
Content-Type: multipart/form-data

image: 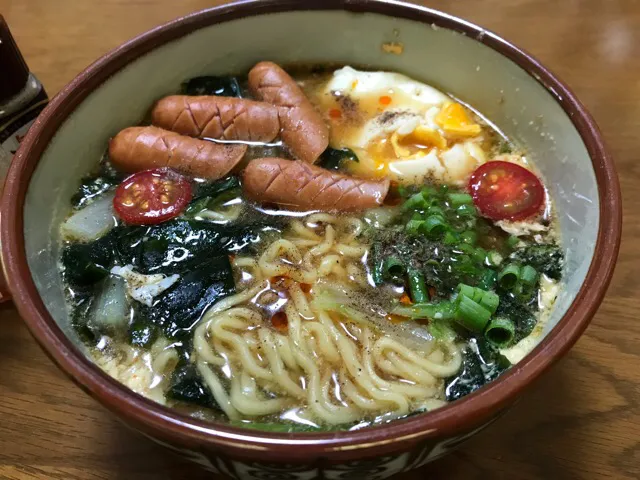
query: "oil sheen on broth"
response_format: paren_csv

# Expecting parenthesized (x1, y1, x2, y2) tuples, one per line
(58, 63, 563, 433)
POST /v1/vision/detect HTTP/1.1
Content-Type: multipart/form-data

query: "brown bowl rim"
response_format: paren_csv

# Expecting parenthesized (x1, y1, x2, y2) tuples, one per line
(1, 0, 621, 460)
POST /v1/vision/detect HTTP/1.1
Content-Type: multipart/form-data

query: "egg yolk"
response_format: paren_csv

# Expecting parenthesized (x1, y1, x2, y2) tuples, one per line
(390, 127, 447, 159)
(435, 102, 482, 137)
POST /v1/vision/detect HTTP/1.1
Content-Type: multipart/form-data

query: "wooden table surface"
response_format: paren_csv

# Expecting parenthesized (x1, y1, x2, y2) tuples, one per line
(0, 0, 637, 478)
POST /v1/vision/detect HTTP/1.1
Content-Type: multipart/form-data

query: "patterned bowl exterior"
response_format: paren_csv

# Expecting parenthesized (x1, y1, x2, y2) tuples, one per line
(139, 412, 504, 479)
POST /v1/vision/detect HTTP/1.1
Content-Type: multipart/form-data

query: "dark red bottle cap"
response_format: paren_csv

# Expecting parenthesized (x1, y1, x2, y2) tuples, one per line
(0, 15, 30, 104)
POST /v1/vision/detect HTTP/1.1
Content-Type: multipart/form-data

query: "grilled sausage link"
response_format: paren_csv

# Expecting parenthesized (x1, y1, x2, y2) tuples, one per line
(151, 95, 280, 143)
(248, 62, 329, 163)
(109, 126, 247, 179)
(243, 157, 390, 212)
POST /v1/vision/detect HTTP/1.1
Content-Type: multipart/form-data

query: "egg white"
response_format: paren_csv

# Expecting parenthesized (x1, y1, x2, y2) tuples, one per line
(317, 67, 488, 186)
(325, 66, 449, 112)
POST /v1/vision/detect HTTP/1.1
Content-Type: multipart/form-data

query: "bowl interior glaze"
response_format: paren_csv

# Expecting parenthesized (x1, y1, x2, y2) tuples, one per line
(24, 8, 597, 349)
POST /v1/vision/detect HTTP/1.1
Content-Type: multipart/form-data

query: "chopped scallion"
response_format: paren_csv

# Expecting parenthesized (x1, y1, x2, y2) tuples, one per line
(407, 268, 429, 303)
(456, 204, 477, 217)
(457, 283, 499, 314)
(427, 206, 446, 218)
(457, 284, 477, 300)
(447, 192, 473, 207)
(402, 192, 428, 211)
(460, 231, 477, 245)
(478, 290, 499, 314)
(498, 264, 521, 289)
(457, 243, 476, 255)
(485, 317, 516, 347)
(421, 215, 447, 237)
(420, 186, 439, 199)
(520, 265, 538, 286)
(371, 243, 384, 286)
(472, 247, 487, 264)
(479, 269, 497, 290)
(382, 257, 405, 280)
(405, 219, 423, 235)
(455, 294, 492, 332)
(443, 231, 458, 245)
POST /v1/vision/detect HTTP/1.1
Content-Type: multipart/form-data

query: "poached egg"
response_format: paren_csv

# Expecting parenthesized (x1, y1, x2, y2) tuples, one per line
(307, 67, 488, 186)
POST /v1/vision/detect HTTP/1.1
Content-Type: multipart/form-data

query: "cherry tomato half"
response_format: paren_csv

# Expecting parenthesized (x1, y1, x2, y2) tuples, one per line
(468, 161, 545, 221)
(113, 168, 192, 225)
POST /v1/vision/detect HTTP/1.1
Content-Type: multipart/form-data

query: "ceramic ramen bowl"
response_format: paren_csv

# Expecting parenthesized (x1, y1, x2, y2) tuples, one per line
(1, 1, 621, 478)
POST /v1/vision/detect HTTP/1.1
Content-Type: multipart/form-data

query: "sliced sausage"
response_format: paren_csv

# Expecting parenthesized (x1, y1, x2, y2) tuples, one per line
(151, 95, 280, 143)
(248, 61, 329, 164)
(109, 126, 247, 180)
(243, 158, 390, 212)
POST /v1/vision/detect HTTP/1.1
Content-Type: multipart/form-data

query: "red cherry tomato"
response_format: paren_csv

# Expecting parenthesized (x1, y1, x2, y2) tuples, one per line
(468, 161, 545, 221)
(113, 168, 192, 225)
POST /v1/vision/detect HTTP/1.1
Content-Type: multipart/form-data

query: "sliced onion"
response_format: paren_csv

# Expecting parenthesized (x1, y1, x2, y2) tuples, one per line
(363, 206, 399, 229)
(90, 275, 128, 332)
(61, 192, 116, 241)
(311, 283, 434, 352)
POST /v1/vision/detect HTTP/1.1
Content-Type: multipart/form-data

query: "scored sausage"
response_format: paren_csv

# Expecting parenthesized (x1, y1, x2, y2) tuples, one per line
(243, 158, 390, 212)
(151, 95, 280, 143)
(109, 126, 247, 180)
(248, 61, 329, 164)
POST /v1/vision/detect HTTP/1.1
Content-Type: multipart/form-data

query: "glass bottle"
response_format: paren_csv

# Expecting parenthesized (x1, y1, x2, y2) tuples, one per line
(0, 15, 48, 185)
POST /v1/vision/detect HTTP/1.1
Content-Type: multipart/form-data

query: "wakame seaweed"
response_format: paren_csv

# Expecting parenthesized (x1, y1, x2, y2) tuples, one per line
(445, 338, 511, 401)
(61, 218, 281, 281)
(318, 147, 359, 171)
(135, 255, 235, 337)
(187, 176, 243, 218)
(68, 253, 235, 341)
(510, 244, 564, 281)
(168, 361, 220, 410)
(191, 175, 241, 201)
(182, 76, 242, 97)
(132, 219, 283, 274)
(61, 210, 284, 340)
(61, 232, 118, 287)
(70, 157, 125, 208)
(494, 293, 538, 343)
(128, 314, 159, 348)
(67, 285, 99, 344)
(71, 177, 114, 208)
(124, 220, 236, 274)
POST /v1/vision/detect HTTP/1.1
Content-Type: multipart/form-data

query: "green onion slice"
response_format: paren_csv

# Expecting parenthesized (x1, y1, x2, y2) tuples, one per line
(407, 268, 429, 304)
(455, 294, 492, 332)
(485, 317, 516, 348)
(498, 264, 521, 289)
